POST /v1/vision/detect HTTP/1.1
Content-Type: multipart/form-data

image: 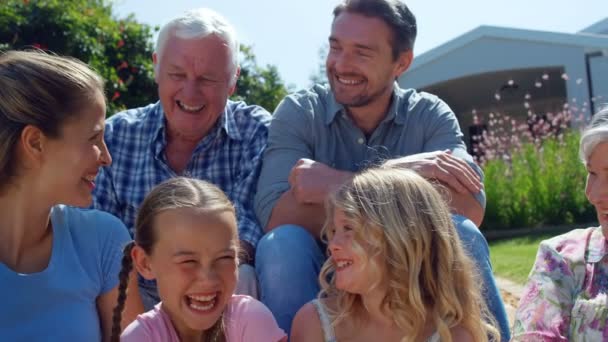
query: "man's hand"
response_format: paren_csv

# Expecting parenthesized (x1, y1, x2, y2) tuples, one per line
(288, 158, 353, 205)
(383, 150, 482, 194)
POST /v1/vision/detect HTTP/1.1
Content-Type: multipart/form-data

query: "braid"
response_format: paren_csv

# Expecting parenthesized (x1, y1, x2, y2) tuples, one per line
(110, 241, 136, 342)
(206, 313, 226, 342)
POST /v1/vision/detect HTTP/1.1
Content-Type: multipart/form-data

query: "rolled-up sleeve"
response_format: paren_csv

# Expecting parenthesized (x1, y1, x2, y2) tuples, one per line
(421, 98, 486, 208)
(254, 97, 314, 228)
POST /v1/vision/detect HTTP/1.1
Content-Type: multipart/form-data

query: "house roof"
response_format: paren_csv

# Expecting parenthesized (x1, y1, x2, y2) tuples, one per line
(580, 17, 608, 35)
(409, 23, 608, 72)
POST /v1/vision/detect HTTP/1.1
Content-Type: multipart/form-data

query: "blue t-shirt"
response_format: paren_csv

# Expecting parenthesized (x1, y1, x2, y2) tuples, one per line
(0, 205, 131, 341)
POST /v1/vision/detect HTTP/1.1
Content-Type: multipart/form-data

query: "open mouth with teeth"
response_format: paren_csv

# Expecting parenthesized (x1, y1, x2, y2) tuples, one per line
(599, 211, 608, 223)
(335, 75, 365, 86)
(177, 100, 205, 113)
(335, 259, 354, 271)
(82, 174, 97, 190)
(185, 292, 219, 313)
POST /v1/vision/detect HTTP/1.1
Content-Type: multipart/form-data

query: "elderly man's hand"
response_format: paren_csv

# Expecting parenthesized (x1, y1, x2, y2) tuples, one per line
(383, 150, 482, 194)
(288, 158, 352, 205)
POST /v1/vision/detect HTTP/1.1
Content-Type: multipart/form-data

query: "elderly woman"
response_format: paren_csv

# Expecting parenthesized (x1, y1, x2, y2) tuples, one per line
(513, 107, 608, 341)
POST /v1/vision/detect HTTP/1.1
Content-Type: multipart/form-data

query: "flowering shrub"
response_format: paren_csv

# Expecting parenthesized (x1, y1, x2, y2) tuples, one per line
(0, 0, 158, 115)
(472, 74, 598, 230)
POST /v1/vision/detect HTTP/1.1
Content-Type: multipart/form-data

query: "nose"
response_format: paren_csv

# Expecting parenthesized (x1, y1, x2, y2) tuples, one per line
(182, 79, 200, 100)
(99, 140, 112, 167)
(195, 265, 219, 284)
(327, 50, 354, 75)
(328, 232, 344, 254)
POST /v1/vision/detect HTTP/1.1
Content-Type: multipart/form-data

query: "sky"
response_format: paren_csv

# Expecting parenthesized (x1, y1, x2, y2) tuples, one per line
(112, 0, 608, 89)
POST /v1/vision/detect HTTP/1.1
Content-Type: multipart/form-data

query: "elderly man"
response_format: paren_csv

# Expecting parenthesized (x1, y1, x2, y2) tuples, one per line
(254, 0, 510, 340)
(93, 8, 269, 309)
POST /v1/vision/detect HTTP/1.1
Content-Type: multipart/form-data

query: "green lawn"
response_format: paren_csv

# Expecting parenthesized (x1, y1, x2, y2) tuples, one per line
(488, 234, 556, 285)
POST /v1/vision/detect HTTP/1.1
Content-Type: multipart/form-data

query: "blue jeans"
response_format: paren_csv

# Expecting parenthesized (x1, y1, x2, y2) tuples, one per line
(255, 216, 511, 341)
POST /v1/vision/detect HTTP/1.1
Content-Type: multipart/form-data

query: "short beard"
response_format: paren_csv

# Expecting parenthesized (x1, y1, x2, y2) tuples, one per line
(330, 79, 391, 109)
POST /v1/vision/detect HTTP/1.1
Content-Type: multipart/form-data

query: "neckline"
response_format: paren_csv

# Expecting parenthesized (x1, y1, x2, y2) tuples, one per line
(0, 205, 62, 276)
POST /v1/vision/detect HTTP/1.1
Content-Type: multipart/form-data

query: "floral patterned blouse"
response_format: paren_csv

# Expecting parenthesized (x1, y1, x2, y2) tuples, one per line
(513, 227, 608, 341)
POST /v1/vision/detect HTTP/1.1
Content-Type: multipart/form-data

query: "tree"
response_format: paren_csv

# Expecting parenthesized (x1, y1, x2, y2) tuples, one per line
(1, 0, 290, 115)
(309, 43, 328, 87)
(0, 0, 158, 115)
(233, 45, 289, 113)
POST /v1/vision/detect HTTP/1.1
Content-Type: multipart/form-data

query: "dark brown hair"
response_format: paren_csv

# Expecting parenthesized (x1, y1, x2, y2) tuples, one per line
(333, 0, 417, 60)
(0, 50, 105, 190)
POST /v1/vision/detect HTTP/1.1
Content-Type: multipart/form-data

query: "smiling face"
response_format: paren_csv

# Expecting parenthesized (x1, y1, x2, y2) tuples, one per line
(39, 90, 111, 207)
(328, 208, 386, 295)
(586, 142, 608, 228)
(326, 12, 410, 110)
(137, 207, 238, 340)
(154, 33, 237, 141)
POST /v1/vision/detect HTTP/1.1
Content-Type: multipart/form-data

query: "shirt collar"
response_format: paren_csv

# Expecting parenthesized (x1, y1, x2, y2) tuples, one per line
(325, 82, 406, 125)
(586, 226, 608, 263)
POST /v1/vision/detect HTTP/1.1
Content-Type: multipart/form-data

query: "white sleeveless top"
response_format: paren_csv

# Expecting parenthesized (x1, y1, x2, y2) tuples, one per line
(311, 299, 441, 342)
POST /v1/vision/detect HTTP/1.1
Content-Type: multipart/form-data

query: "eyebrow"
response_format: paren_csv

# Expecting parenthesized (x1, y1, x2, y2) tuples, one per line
(172, 248, 236, 257)
(329, 36, 376, 52)
(167, 64, 185, 71)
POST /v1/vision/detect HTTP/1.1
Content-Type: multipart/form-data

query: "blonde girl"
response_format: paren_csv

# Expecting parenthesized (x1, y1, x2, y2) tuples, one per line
(112, 177, 285, 342)
(291, 168, 499, 342)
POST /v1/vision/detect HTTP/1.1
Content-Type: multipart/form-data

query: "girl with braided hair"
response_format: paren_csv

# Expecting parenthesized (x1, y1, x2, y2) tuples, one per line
(113, 177, 286, 342)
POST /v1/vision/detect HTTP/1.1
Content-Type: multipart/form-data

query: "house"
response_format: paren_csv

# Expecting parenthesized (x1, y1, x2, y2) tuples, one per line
(399, 18, 608, 149)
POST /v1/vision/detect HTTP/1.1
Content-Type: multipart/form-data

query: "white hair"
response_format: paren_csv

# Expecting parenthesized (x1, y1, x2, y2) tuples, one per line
(580, 106, 608, 163)
(155, 8, 239, 84)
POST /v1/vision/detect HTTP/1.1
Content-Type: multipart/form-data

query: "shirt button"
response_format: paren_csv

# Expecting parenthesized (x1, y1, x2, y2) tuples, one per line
(357, 138, 365, 145)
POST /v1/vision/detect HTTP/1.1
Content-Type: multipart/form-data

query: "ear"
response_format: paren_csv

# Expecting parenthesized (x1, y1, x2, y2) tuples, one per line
(393, 50, 413, 77)
(152, 52, 159, 83)
(131, 245, 156, 280)
(228, 66, 241, 96)
(18, 125, 46, 167)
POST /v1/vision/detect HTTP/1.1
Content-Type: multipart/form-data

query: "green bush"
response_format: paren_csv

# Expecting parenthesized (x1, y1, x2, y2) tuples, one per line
(0, 0, 290, 115)
(482, 131, 595, 230)
(0, 0, 158, 115)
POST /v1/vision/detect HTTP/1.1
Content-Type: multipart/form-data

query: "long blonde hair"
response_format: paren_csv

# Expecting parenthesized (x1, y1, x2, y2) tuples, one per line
(319, 168, 500, 342)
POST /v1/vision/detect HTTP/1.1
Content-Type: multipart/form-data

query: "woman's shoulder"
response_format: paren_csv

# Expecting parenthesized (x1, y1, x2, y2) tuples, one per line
(53, 205, 130, 242)
(540, 227, 600, 261)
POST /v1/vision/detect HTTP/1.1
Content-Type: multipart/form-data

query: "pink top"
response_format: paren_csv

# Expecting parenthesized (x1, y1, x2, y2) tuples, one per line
(121, 295, 286, 342)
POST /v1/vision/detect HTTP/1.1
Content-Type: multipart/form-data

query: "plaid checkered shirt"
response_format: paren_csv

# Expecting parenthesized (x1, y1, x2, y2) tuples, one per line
(92, 100, 270, 247)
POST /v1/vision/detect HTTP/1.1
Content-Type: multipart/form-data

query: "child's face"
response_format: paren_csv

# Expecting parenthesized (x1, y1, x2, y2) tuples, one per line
(139, 207, 238, 337)
(328, 209, 385, 294)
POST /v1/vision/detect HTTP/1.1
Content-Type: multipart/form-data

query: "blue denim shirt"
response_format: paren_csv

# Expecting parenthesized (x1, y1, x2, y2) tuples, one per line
(254, 83, 485, 228)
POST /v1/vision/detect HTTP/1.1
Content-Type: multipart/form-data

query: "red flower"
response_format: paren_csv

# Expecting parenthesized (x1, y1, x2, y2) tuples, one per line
(111, 91, 120, 101)
(117, 61, 128, 70)
(116, 39, 125, 48)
